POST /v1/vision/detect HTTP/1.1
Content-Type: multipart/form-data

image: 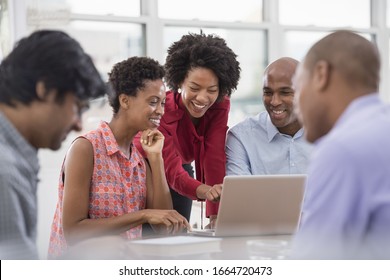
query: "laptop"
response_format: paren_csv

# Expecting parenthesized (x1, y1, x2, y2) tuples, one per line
(190, 174, 306, 237)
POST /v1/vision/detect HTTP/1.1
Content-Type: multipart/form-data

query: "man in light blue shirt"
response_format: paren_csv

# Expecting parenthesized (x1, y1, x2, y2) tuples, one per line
(226, 57, 312, 175)
(292, 30, 390, 259)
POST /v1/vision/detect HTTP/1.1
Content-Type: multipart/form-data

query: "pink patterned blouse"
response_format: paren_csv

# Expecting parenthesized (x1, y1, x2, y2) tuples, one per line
(48, 121, 147, 258)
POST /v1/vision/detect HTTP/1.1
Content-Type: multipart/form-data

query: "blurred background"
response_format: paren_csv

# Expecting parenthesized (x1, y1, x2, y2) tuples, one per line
(1, 0, 389, 259)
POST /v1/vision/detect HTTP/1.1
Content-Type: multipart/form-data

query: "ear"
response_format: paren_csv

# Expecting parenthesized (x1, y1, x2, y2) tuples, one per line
(36, 81, 57, 102)
(35, 81, 48, 100)
(313, 60, 331, 91)
(118, 93, 131, 110)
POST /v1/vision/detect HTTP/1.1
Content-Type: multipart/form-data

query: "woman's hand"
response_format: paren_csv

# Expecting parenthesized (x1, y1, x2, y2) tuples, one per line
(205, 215, 217, 229)
(196, 184, 222, 202)
(142, 209, 191, 234)
(140, 129, 164, 156)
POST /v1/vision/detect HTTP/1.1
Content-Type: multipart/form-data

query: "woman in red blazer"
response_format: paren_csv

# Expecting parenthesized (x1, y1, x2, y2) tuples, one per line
(135, 32, 240, 227)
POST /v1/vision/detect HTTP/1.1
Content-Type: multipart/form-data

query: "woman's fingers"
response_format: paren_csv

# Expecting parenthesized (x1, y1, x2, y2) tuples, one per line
(206, 185, 222, 202)
(148, 209, 189, 234)
(140, 129, 164, 147)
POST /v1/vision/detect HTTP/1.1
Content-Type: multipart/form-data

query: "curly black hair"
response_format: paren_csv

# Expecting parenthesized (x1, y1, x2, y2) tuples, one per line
(165, 32, 241, 101)
(107, 56, 165, 114)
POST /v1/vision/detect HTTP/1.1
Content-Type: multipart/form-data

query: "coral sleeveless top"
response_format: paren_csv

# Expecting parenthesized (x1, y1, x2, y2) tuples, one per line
(48, 121, 146, 258)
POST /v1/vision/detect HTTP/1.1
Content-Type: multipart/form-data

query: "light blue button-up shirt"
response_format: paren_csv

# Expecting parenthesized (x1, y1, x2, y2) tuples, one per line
(226, 111, 312, 175)
(291, 94, 390, 259)
(0, 111, 39, 259)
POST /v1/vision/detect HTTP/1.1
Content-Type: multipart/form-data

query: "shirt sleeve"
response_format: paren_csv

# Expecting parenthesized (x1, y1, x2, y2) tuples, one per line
(0, 171, 38, 259)
(225, 127, 252, 175)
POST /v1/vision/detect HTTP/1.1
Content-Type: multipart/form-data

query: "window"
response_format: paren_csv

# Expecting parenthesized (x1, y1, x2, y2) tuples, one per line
(0, 0, 11, 59)
(28, 0, 140, 17)
(26, 0, 144, 79)
(283, 31, 329, 60)
(284, 31, 373, 61)
(279, 0, 370, 28)
(158, 0, 262, 23)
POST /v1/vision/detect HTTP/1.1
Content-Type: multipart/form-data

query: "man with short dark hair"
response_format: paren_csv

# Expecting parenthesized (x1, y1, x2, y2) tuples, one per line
(292, 30, 390, 259)
(226, 57, 311, 176)
(0, 30, 106, 259)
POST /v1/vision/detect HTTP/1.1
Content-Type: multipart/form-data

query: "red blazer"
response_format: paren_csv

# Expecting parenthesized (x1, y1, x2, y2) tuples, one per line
(134, 91, 229, 216)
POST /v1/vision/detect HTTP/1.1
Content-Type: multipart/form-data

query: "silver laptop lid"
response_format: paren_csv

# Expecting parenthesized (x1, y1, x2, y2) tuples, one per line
(214, 174, 306, 237)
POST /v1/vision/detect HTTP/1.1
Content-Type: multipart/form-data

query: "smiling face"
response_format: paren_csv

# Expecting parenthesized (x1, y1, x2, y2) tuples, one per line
(180, 67, 219, 122)
(127, 79, 166, 131)
(262, 59, 301, 136)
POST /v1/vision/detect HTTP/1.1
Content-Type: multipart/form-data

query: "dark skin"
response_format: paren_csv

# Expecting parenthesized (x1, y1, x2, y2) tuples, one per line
(263, 57, 302, 137)
(62, 79, 190, 246)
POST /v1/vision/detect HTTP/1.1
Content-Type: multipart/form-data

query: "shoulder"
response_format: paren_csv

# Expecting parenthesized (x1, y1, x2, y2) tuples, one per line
(210, 96, 230, 111)
(163, 91, 177, 112)
(83, 125, 104, 141)
(65, 137, 94, 163)
(0, 140, 31, 179)
(203, 97, 230, 122)
(229, 112, 263, 133)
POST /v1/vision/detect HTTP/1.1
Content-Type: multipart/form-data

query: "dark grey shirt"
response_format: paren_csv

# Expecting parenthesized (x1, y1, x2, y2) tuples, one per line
(0, 111, 40, 259)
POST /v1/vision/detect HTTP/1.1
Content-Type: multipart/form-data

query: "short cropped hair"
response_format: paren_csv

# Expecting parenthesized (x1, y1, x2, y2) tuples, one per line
(107, 56, 165, 114)
(0, 30, 106, 106)
(165, 32, 241, 101)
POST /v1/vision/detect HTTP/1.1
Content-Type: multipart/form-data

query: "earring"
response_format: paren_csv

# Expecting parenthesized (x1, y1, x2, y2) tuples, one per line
(177, 88, 182, 94)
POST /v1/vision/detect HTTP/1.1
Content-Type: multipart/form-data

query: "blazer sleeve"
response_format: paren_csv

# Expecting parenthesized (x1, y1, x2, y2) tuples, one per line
(203, 97, 230, 216)
(160, 124, 201, 200)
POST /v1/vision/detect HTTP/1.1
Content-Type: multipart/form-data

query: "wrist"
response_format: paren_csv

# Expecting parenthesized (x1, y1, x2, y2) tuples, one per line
(196, 184, 210, 200)
(139, 209, 149, 223)
(145, 152, 163, 162)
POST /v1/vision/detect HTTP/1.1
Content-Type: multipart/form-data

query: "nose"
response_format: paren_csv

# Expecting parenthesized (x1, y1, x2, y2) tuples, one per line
(270, 93, 282, 106)
(196, 90, 209, 103)
(156, 102, 164, 115)
(72, 117, 83, 132)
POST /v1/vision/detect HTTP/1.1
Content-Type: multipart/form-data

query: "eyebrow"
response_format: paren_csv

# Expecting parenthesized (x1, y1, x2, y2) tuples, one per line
(279, 87, 294, 90)
(263, 86, 293, 90)
(148, 95, 166, 101)
(189, 82, 219, 88)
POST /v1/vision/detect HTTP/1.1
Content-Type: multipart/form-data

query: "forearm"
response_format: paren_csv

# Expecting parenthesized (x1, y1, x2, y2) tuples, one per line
(63, 210, 148, 246)
(145, 153, 173, 209)
(196, 184, 212, 200)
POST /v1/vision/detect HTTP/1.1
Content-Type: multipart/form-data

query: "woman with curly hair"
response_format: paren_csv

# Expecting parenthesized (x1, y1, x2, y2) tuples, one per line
(48, 57, 189, 258)
(135, 32, 241, 227)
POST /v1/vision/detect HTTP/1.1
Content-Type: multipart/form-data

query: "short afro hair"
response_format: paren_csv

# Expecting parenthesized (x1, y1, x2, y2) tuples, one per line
(108, 56, 165, 114)
(165, 32, 241, 101)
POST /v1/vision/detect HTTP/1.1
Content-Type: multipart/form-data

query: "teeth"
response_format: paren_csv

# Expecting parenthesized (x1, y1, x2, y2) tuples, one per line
(150, 119, 160, 126)
(273, 110, 285, 114)
(193, 103, 206, 109)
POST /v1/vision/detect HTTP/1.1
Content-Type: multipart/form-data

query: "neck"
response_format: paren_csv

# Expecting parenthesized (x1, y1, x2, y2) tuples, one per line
(0, 104, 39, 148)
(108, 116, 136, 158)
(278, 120, 302, 137)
